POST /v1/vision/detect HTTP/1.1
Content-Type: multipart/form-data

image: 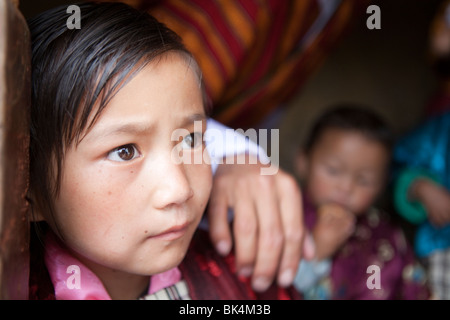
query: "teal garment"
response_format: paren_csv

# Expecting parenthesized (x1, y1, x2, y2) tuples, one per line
(393, 168, 439, 225)
(393, 112, 450, 257)
(393, 112, 450, 190)
(415, 222, 450, 258)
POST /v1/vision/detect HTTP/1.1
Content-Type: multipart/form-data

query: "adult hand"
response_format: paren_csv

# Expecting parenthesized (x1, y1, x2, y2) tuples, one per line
(207, 154, 314, 292)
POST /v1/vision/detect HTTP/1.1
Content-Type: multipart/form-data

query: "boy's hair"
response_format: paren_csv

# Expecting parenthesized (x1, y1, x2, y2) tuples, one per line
(304, 104, 394, 154)
(28, 2, 208, 222)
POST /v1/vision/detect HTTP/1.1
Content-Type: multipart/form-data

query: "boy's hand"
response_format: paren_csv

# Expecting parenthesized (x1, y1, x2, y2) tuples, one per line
(207, 155, 313, 292)
(412, 179, 450, 227)
(312, 203, 355, 261)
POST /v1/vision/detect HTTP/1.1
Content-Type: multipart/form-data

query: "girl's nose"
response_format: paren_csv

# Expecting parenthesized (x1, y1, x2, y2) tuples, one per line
(152, 158, 194, 210)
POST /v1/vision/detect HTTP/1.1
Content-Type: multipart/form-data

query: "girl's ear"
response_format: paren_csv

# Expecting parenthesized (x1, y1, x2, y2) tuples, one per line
(294, 150, 309, 181)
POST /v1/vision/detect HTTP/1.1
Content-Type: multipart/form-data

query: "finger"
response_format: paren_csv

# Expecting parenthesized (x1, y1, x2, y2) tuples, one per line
(427, 205, 444, 226)
(429, 211, 444, 227)
(444, 204, 450, 223)
(250, 175, 284, 292)
(435, 210, 447, 226)
(232, 191, 258, 277)
(207, 182, 232, 256)
(274, 174, 304, 288)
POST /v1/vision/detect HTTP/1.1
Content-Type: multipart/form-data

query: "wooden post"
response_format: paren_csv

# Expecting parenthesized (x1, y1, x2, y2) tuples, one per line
(0, 0, 31, 300)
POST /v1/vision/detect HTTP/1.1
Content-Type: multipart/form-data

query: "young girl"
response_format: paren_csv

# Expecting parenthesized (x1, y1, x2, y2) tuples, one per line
(293, 105, 431, 299)
(27, 2, 300, 300)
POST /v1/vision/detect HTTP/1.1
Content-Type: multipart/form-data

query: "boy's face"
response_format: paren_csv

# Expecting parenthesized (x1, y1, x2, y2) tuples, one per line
(50, 54, 212, 278)
(303, 128, 388, 216)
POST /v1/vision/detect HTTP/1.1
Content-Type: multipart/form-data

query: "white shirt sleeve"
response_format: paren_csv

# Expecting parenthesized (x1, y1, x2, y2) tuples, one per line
(205, 118, 270, 175)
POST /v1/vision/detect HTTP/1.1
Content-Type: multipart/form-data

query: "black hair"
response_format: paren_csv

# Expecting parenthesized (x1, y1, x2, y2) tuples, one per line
(432, 54, 450, 79)
(303, 104, 394, 154)
(28, 2, 208, 224)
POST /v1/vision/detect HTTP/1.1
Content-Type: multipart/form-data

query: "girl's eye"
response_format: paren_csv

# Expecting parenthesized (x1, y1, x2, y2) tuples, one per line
(107, 144, 140, 162)
(182, 132, 203, 149)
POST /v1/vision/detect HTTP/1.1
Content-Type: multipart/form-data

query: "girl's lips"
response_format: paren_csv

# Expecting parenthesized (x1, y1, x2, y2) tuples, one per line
(148, 222, 190, 241)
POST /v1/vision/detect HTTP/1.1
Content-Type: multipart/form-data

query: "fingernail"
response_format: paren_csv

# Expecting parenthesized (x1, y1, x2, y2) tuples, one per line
(238, 266, 253, 278)
(215, 240, 231, 256)
(278, 269, 294, 288)
(252, 277, 271, 292)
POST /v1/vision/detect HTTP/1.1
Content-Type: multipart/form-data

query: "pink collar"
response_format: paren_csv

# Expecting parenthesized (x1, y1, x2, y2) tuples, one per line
(44, 231, 181, 300)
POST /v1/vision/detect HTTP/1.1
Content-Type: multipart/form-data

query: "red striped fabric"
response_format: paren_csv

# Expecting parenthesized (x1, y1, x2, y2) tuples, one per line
(98, 0, 365, 129)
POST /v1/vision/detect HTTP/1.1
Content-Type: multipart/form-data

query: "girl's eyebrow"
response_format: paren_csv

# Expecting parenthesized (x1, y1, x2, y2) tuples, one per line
(181, 113, 207, 127)
(86, 122, 155, 142)
(86, 113, 207, 141)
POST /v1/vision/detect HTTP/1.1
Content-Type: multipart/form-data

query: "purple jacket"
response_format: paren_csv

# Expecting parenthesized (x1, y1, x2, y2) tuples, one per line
(302, 195, 431, 300)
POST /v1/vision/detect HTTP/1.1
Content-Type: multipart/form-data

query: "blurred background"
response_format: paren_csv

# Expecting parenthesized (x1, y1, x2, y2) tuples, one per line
(277, 0, 441, 175)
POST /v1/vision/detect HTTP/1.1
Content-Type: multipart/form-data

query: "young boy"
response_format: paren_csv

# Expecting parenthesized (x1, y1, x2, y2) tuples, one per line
(293, 105, 431, 299)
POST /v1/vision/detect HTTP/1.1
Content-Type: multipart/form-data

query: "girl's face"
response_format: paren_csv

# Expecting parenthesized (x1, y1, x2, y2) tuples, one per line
(50, 54, 212, 284)
(304, 128, 388, 216)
